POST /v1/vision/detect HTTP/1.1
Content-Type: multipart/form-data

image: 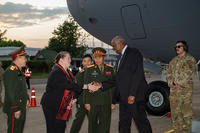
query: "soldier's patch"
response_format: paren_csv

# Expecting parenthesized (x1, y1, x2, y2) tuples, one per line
(105, 71, 112, 76)
(10, 66, 18, 70)
(91, 71, 99, 77)
(187, 60, 195, 69)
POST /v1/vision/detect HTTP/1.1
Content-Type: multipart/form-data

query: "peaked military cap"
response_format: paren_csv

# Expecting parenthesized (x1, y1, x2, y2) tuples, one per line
(9, 45, 27, 59)
(92, 47, 106, 57)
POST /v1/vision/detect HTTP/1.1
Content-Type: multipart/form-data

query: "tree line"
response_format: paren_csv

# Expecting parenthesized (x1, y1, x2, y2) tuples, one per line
(0, 16, 88, 58)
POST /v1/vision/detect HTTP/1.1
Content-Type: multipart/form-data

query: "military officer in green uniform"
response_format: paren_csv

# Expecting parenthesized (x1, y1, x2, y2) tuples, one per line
(3, 46, 29, 133)
(70, 54, 93, 133)
(0, 61, 4, 107)
(83, 47, 115, 133)
(167, 41, 196, 133)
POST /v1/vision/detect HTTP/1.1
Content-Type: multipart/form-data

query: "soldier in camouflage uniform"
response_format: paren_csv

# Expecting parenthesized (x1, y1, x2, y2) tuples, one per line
(3, 46, 29, 133)
(167, 41, 196, 133)
(84, 47, 115, 133)
(70, 54, 93, 133)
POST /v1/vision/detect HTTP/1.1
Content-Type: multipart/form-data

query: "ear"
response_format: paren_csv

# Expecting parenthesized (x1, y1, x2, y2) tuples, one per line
(58, 58, 63, 64)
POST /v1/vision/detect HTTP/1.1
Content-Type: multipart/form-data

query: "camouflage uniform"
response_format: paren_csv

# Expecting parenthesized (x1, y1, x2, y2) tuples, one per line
(167, 54, 196, 133)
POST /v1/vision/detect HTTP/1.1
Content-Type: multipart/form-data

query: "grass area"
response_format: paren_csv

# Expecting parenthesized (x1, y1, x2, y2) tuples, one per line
(31, 73, 49, 78)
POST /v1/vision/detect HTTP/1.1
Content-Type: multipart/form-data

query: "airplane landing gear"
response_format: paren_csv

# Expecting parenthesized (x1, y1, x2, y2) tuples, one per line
(146, 81, 170, 116)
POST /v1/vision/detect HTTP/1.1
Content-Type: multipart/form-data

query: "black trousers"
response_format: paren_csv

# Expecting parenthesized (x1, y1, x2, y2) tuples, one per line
(26, 77, 30, 89)
(119, 102, 152, 133)
(42, 106, 66, 133)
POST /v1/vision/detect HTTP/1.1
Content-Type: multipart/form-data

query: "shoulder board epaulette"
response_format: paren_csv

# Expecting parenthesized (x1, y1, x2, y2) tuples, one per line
(9, 65, 18, 71)
(87, 64, 95, 68)
(105, 64, 113, 68)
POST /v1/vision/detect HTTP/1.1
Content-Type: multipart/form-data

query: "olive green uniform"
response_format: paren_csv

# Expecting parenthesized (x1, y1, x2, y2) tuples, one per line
(3, 63, 29, 133)
(167, 54, 196, 133)
(70, 69, 88, 133)
(0, 65, 4, 106)
(84, 64, 114, 133)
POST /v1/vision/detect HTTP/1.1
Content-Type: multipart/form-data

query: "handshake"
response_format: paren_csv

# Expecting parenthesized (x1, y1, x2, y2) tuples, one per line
(83, 82, 102, 93)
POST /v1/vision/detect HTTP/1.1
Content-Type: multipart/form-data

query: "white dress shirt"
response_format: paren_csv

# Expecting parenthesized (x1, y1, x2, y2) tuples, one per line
(117, 45, 128, 69)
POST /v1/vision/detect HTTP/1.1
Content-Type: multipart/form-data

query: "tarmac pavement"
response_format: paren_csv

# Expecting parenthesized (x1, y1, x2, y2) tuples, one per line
(0, 74, 199, 133)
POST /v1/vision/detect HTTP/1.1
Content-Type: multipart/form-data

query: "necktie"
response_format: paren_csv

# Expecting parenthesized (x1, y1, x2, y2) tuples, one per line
(116, 53, 122, 71)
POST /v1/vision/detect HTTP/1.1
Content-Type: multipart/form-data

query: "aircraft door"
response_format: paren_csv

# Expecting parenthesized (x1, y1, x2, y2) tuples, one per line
(121, 4, 146, 40)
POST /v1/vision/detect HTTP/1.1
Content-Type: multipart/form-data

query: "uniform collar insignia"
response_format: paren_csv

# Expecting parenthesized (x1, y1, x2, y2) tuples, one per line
(10, 65, 19, 71)
(105, 71, 112, 76)
(105, 64, 113, 68)
(87, 64, 95, 68)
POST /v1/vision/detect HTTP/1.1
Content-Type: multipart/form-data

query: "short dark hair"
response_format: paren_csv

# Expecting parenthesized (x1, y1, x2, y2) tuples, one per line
(83, 54, 93, 61)
(176, 40, 188, 52)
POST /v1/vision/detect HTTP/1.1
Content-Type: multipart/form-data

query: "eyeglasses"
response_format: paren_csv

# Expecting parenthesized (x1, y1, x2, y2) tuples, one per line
(174, 45, 183, 49)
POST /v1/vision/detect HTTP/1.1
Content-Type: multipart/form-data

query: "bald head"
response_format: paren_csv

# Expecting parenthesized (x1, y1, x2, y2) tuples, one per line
(111, 35, 126, 54)
(111, 35, 126, 45)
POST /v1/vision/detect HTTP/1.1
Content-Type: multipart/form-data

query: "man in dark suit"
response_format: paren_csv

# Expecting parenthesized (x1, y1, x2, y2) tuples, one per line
(90, 36, 152, 133)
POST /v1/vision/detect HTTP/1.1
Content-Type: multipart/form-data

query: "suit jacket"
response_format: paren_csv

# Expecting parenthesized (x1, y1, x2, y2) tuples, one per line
(102, 47, 148, 103)
(41, 65, 82, 111)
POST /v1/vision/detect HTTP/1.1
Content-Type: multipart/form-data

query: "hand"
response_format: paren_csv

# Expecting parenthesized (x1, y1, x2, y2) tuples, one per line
(128, 96, 135, 104)
(26, 100, 30, 107)
(88, 83, 101, 92)
(174, 83, 180, 89)
(91, 81, 102, 91)
(85, 104, 91, 111)
(168, 83, 176, 88)
(14, 111, 21, 119)
(168, 84, 174, 88)
(169, 82, 180, 89)
(72, 99, 77, 105)
(93, 82, 102, 87)
(111, 104, 117, 110)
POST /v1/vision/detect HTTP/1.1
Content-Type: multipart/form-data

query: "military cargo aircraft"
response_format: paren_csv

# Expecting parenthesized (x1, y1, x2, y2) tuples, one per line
(66, 0, 200, 116)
